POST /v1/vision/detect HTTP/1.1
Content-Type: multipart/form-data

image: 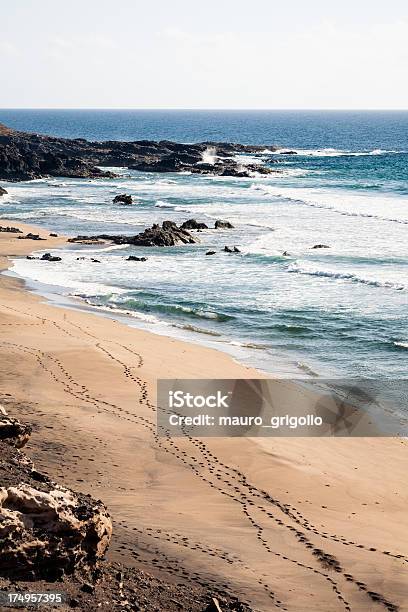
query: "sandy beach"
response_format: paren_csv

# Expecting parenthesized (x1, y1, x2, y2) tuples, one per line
(1, 219, 407, 611)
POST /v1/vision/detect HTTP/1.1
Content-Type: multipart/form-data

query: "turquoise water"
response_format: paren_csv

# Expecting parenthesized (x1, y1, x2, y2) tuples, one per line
(1, 110, 407, 377)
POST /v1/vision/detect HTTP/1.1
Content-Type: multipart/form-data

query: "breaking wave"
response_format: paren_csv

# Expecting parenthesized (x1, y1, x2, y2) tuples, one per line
(287, 262, 405, 291)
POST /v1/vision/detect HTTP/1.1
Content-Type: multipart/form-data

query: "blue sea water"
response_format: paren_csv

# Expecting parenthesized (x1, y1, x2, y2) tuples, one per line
(1, 110, 407, 377)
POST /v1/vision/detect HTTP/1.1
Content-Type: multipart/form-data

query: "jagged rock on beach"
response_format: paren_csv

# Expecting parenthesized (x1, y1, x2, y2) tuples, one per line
(0, 226, 22, 234)
(206, 250, 216, 256)
(127, 255, 147, 261)
(0, 456, 112, 580)
(17, 232, 46, 241)
(223, 246, 241, 253)
(113, 193, 133, 205)
(0, 406, 31, 449)
(0, 186, 8, 196)
(312, 244, 330, 249)
(0, 410, 112, 581)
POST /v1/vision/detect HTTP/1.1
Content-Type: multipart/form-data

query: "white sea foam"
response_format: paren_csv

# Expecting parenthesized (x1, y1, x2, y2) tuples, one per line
(253, 184, 408, 225)
(234, 153, 265, 165)
(394, 341, 408, 349)
(275, 148, 403, 157)
(75, 297, 162, 324)
(11, 255, 126, 296)
(287, 262, 405, 291)
(200, 146, 217, 165)
(74, 244, 126, 254)
(0, 193, 13, 204)
(155, 200, 175, 208)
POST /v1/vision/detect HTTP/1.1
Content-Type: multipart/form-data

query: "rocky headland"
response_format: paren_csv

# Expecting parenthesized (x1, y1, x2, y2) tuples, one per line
(0, 123, 278, 181)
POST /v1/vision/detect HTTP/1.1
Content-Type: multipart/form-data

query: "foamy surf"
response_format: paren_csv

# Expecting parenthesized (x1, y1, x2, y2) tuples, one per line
(287, 262, 406, 291)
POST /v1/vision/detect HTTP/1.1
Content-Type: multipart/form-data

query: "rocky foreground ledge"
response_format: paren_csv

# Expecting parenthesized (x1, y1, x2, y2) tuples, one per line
(0, 405, 251, 611)
(0, 122, 278, 181)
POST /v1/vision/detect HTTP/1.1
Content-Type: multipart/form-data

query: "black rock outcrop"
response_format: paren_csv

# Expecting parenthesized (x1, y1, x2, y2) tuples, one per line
(113, 194, 133, 205)
(0, 226, 22, 233)
(41, 253, 62, 262)
(17, 232, 46, 241)
(130, 221, 199, 247)
(71, 221, 199, 247)
(180, 219, 209, 230)
(215, 220, 234, 229)
(0, 123, 279, 181)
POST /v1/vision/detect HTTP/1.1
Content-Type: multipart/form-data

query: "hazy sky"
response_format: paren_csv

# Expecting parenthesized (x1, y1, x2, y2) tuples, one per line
(1, 0, 408, 109)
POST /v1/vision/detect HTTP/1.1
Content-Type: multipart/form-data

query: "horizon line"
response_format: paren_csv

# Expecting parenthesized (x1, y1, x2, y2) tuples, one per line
(1, 107, 408, 112)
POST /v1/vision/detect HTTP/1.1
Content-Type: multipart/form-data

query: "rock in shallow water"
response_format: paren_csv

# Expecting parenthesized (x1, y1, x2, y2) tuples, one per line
(215, 220, 234, 229)
(180, 219, 209, 230)
(75, 221, 200, 247)
(113, 193, 133, 205)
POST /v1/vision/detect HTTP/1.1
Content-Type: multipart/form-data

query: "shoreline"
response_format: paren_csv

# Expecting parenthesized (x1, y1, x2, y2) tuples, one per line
(3, 220, 301, 378)
(1, 219, 408, 610)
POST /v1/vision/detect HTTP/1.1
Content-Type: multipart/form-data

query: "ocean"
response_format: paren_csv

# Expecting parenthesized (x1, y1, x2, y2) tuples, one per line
(1, 110, 407, 377)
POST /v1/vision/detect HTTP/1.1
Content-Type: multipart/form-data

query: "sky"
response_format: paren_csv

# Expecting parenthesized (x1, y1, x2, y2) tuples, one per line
(1, 0, 408, 109)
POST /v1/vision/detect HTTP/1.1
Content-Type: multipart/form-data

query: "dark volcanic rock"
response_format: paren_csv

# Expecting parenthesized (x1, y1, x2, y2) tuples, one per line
(223, 246, 241, 253)
(17, 232, 46, 241)
(180, 219, 209, 230)
(206, 250, 216, 256)
(113, 193, 133, 205)
(0, 226, 22, 233)
(0, 186, 7, 196)
(215, 220, 234, 229)
(75, 221, 199, 248)
(0, 406, 31, 449)
(312, 244, 330, 249)
(41, 253, 62, 262)
(67, 236, 105, 245)
(131, 221, 199, 247)
(0, 122, 278, 182)
(127, 256, 147, 261)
